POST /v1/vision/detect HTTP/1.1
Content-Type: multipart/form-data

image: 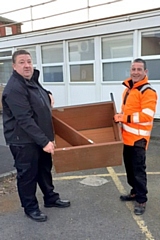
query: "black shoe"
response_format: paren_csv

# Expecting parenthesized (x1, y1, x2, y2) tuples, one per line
(44, 199, 70, 208)
(25, 209, 47, 222)
(120, 194, 136, 201)
(134, 202, 146, 215)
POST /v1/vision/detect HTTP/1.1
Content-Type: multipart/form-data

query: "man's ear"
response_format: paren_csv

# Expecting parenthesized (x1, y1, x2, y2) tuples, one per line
(145, 69, 148, 75)
(12, 63, 15, 70)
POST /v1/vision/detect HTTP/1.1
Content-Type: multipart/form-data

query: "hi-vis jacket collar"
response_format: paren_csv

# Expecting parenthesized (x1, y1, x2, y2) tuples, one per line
(122, 76, 148, 89)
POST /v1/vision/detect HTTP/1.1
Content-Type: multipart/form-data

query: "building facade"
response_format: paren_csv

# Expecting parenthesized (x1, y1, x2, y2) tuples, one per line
(0, 8, 160, 117)
(0, 16, 21, 37)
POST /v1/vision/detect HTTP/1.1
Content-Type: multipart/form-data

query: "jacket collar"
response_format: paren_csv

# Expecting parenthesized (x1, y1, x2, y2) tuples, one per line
(13, 69, 40, 82)
(122, 75, 149, 89)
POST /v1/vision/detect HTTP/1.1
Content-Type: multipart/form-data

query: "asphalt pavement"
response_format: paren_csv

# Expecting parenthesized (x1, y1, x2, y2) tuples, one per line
(1, 115, 160, 240)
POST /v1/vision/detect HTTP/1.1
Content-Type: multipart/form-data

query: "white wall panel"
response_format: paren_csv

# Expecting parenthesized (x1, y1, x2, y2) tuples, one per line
(68, 85, 97, 106)
(43, 85, 68, 107)
(101, 84, 124, 112)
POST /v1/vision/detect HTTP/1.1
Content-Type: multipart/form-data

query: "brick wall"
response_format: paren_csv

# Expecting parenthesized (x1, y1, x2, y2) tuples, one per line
(0, 23, 21, 36)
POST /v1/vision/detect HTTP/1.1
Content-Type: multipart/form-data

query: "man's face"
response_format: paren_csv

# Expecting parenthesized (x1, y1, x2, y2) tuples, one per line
(130, 62, 148, 83)
(12, 54, 34, 80)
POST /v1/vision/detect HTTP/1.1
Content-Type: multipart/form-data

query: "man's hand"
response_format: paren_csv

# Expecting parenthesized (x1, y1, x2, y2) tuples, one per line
(43, 141, 55, 154)
(114, 113, 124, 123)
(49, 94, 54, 108)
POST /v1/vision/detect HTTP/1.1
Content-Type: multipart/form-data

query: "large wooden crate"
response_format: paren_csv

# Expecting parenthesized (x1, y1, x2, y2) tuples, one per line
(52, 101, 123, 173)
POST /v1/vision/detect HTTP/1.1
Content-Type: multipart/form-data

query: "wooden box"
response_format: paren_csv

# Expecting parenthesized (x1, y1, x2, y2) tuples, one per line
(52, 101, 123, 173)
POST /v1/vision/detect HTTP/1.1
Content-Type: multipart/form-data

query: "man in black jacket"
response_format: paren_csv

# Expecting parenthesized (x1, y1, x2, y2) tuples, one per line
(2, 49, 70, 222)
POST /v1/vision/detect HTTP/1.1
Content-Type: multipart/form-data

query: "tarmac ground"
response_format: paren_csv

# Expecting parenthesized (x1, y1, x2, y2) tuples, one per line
(0, 115, 160, 240)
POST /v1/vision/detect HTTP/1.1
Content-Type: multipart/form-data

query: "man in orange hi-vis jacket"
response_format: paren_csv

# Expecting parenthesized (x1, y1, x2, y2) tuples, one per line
(114, 58, 157, 215)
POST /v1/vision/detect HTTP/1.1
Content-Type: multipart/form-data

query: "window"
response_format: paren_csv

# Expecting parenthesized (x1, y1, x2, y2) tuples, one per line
(69, 39, 94, 61)
(103, 61, 131, 81)
(0, 59, 12, 84)
(102, 35, 133, 59)
(42, 44, 63, 63)
(43, 66, 63, 82)
(0, 51, 12, 57)
(101, 34, 133, 82)
(5, 27, 12, 36)
(68, 39, 94, 82)
(141, 30, 160, 80)
(70, 64, 93, 82)
(145, 59, 160, 80)
(0, 50, 12, 84)
(41, 43, 63, 83)
(141, 31, 160, 56)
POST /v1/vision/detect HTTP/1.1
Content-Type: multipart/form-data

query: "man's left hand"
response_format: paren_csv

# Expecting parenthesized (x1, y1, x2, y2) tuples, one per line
(49, 94, 54, 108)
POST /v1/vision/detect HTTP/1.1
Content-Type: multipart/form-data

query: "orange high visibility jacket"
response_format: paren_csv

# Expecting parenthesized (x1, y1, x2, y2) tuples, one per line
(120, 76, 157, 149)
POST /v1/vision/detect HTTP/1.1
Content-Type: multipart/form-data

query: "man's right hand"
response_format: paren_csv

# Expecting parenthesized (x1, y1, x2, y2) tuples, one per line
(114, 113, 124, 123)
(43, 141, 54, 154)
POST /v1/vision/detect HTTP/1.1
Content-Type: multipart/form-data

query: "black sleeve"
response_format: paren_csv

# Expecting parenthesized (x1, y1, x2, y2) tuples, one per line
(5, 87, 49, 148)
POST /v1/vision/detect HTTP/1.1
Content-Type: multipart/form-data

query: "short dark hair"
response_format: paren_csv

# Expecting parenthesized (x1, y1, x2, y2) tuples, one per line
(12, 49, 31, 63)
(133, 58, 147, 70)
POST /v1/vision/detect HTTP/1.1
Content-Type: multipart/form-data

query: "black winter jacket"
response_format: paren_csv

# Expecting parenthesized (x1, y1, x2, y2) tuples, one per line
(2, 69, 54, 148)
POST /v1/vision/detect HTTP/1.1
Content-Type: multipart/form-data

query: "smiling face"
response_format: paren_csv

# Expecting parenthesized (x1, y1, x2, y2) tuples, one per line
(130, 61, 148, 83)
(12, 54, 34, 80)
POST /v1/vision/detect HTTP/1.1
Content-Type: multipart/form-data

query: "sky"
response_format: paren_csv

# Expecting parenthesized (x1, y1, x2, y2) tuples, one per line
(1, 0, 160, 32)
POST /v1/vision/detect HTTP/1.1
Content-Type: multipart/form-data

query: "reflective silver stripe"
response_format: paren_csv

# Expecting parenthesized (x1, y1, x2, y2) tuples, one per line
(139, 84, 153, 92)
(139, 122, 153, 126)
(142, 108, 155, 117)
(122, 124, 151, 136)
(133, 112, 139, 123)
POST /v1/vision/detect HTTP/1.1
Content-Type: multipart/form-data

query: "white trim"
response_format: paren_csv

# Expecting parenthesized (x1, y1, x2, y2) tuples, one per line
(122, 124, 151, 136)
(1, 11, 160, 49)
(133, 112, 139, 123)
(139, 122, 153, 126)
(142, 108, 155, 117)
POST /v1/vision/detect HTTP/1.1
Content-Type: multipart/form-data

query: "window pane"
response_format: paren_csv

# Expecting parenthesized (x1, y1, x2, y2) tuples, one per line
(145, 59, 160, 80)
(70, 64, 94, 82)
(141, 31, 160, 56)
(103, 61, 131, 81)
(17, 47, 37, 64)
(0, 51, 12, 57)
(69, 39, 94, 61)
(43, 66, 63, 82)
(0, 60, 12, 84)
(5, 27, 12, 35)
(41, 44, 63, 63)
(102, 35, 133, 59)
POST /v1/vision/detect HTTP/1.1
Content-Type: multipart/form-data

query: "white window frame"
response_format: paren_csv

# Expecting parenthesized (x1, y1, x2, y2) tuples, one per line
(68, 38, 95, 84)
(40, 42, 64, 84)
(101, 32, 134, 83)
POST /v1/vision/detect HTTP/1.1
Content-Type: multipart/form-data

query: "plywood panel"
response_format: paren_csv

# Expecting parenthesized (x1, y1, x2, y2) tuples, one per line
(52, 102, 114, 130)
(80, 127, 115, 143)
(55, 135, 72, 148)
(53, 116, 92, 146)
(53, 141, 122, 173)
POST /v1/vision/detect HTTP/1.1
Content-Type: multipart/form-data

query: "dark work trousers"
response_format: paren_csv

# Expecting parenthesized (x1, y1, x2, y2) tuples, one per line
(123, 144, 148, 203)
(9, 143, 59, 213)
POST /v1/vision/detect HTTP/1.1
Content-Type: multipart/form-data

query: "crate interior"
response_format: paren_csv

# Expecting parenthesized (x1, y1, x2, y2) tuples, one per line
(52, 102, 120, 148)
